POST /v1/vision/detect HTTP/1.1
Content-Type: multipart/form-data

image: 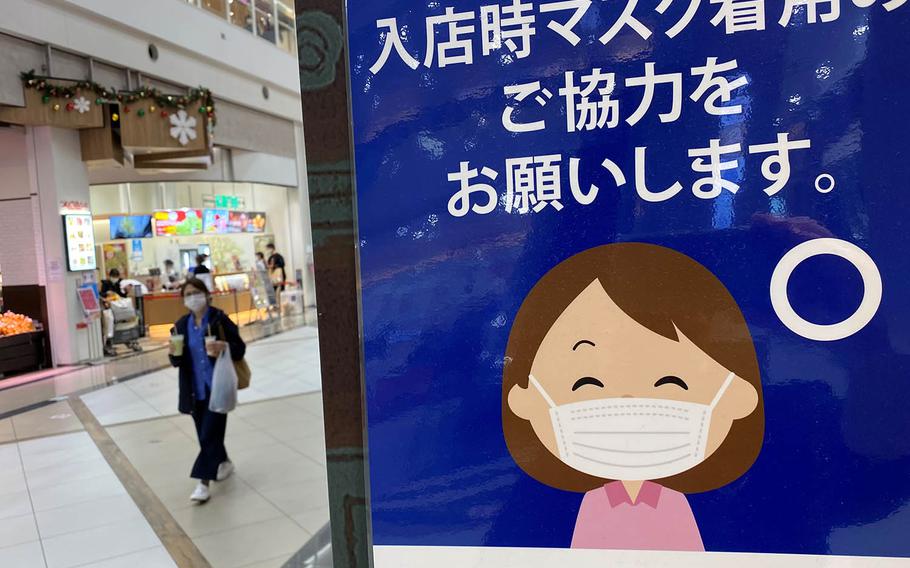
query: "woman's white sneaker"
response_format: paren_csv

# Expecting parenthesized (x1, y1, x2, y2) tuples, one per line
(216, 461, 235, 481)
(190, 483, 211, 503)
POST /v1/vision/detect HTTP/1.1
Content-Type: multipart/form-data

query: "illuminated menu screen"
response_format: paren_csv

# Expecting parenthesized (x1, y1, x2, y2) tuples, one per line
(227, 211, 267, 234)
(153, 209, 203, 236)
(63, 214, 97, 271)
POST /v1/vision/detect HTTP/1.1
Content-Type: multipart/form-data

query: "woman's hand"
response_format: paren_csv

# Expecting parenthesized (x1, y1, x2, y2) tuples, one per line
(205, 340, 228, 357)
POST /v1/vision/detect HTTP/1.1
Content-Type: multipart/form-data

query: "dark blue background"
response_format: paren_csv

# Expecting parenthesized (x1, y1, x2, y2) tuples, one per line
(346, 0, 910, 556)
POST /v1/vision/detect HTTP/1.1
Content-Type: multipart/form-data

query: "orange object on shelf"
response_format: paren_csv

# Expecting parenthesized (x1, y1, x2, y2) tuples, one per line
(0, 312, 36, 337)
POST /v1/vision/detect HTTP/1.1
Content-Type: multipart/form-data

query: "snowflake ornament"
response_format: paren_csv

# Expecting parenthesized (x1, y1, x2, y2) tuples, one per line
(169, 109, 198, 146)
(73, 96, 91, 114)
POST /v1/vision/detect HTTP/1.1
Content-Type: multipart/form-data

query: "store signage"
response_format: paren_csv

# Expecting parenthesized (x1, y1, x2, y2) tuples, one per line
(152, 209, 202, 236)
(228, 211, 267, 233)
(214, 195, 242, 209)
(62, 215, 97, 271)
(46, 258, 65, 283)
(346, 2, 909, 566)
(203, 209, 229, 234)
(131, 239, 143, 261)
(76, 285, 101, 316)
(58, 200, 91, 215)
(201, 209, 267, 234)
(203, 195, 245, 209)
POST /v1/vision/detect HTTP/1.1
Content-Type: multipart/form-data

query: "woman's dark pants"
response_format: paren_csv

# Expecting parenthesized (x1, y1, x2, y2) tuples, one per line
(191, 398, 228, 481)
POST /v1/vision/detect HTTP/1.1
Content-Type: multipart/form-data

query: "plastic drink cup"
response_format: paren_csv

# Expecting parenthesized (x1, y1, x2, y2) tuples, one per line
(170, 334, 185, 356)
(205, 335, 217, 356)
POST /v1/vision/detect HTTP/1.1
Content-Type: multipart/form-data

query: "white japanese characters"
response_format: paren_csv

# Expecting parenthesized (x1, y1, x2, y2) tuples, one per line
(502, 58, 748, 133)
(364, 6, 865, 219)
(369, 0, 905, 74)
(446, 132, 814, 217)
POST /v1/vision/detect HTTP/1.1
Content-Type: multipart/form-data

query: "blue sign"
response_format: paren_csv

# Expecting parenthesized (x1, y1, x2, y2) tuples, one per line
(131, 238, 143, 261)
(347, 0, 910, 562)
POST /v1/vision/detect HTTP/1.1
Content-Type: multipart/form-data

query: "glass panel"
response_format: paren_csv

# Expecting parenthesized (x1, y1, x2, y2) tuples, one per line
(228, 0, 254, 31)
(255, 0, 277, 43)
(277, 2, 296, 54)
(200, 0, 227, 18)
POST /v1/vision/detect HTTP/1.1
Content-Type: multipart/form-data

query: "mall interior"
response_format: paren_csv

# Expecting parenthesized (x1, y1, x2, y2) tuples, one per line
(0, 2, 332, 567)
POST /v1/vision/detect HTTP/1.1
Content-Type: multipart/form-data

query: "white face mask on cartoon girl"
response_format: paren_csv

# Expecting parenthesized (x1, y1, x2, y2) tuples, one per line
(529, 372, 735, 481)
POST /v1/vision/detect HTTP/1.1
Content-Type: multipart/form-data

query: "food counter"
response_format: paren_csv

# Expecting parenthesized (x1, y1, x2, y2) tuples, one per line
(142, 289, 255, 327)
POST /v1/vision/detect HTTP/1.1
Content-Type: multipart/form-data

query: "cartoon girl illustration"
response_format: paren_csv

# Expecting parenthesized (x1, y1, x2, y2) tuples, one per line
(503, 243, 764, 551)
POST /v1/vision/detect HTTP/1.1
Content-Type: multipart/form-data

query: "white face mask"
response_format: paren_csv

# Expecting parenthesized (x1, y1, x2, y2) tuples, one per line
(184, 294, 207, 313)
(529, 372, 735, 481)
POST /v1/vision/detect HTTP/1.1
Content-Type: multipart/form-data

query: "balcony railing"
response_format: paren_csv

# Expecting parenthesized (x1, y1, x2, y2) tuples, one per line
(188, 0, 297, 55)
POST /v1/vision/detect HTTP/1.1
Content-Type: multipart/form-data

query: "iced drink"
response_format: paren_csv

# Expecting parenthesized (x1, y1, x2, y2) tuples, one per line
(170, 334, 185, 356)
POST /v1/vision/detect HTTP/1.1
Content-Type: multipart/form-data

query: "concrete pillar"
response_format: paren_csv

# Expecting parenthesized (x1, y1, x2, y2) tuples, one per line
(29, 126, 97, 365)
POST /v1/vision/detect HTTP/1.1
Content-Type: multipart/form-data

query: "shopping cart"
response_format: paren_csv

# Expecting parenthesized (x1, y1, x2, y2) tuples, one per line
(109, 296, 143, 353)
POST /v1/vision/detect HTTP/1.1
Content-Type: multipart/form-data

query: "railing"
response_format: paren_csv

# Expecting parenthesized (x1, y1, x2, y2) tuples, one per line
(187, 0, 297, 55)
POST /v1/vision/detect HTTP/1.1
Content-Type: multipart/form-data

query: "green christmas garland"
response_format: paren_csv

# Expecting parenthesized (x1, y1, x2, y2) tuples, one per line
(20, 70, 216, 124)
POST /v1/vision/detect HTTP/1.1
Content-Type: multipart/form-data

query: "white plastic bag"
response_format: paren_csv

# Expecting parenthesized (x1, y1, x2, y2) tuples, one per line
(209, 347, 238, 414)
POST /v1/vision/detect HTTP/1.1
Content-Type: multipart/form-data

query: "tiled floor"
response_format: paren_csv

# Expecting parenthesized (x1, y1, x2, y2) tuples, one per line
(0, 324, 328, 568)
(110, 394, 328, 568)
(81, 327, 322, 426)
(0, 431, 174, 568)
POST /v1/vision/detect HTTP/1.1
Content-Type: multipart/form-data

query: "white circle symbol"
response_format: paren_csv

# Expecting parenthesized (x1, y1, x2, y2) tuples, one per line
(770, 238, 882, 341)
(815, 173, 836, 193)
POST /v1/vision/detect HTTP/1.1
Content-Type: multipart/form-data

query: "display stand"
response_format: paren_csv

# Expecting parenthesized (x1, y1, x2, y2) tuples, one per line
(0, 327, 46, 377)
(250, 268, 276, 322)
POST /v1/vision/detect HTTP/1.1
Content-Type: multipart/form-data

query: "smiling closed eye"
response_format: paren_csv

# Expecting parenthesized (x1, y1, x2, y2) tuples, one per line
(572, 377, 605, 391)
(654, 376, 689, 390)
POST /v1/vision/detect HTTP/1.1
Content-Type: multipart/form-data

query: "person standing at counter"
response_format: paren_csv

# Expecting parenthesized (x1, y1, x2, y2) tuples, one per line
(100, 269, 124, 357)
(163, 259, 181, 290)
(169, 278, 247, 503)
(266, 243, 286, 293)
(253, 252, 277, 308)
(190, 254, 214, 293)
(189, 255, 210, 277)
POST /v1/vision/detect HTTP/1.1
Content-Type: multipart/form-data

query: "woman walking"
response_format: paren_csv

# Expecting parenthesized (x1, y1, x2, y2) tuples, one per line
(169, 278, 247, 503)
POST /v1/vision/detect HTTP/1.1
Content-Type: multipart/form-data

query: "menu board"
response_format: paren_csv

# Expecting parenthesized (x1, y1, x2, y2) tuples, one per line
(203, 209, 229, 234)
(63, 214, 97, 271)
(200, 210, 269, 234)
(228, 211, 267, 233)
(153, 209, 202, 236)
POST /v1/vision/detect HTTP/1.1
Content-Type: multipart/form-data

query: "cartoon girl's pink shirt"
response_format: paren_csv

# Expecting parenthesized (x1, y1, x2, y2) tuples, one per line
(571, 481, 704, 551)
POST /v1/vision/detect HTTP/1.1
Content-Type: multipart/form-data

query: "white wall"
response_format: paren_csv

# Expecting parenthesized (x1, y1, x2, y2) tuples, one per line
(88, 184, 126, 215)
(0, 128, 44, 287)
(0, 127, 32, 200)
(251, 183, 294, 274)
(2, 0, 302, 123)
(233, 151, 299, 187)
(85, 149, 299, 188)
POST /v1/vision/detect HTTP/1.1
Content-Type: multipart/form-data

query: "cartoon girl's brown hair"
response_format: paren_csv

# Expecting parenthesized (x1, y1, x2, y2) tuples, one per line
(502, 243, 764, 494)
